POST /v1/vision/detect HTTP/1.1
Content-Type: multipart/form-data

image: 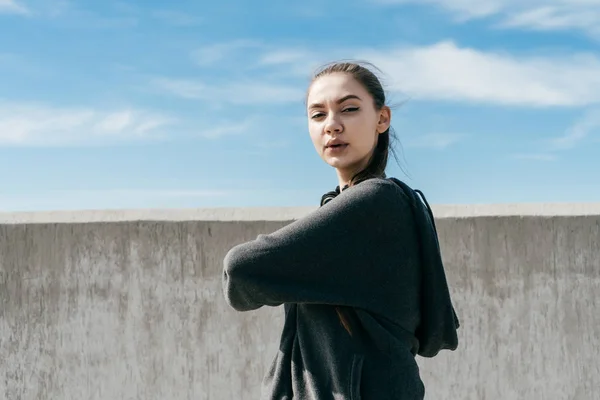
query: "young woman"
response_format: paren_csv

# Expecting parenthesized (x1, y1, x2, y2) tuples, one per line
(223, 62, 459, 399)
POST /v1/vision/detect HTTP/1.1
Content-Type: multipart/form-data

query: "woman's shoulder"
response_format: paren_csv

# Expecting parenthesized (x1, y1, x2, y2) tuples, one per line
(332, 177, 414, 216)
(352, 177, 412, 202)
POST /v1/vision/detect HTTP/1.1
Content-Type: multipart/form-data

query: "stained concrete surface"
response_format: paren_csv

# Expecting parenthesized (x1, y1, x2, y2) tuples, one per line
(1, 205, 599, 399)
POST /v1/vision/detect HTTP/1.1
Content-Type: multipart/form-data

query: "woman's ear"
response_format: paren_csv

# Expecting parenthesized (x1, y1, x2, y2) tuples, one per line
(377, 106, 391, 134)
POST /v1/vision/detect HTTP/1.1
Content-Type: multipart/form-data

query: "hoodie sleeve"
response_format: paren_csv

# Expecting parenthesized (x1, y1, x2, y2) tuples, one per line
(222, 178, 414, 312)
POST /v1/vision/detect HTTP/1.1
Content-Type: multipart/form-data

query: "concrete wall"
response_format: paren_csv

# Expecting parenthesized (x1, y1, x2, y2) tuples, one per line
(1, 204, 599, 399)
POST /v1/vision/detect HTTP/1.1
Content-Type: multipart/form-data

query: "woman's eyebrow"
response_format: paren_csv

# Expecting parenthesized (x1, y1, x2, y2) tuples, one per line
(308, 94, 362, 110)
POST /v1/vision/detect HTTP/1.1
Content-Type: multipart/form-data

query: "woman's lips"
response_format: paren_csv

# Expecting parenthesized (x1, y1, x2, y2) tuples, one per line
(326, 144, 349, 153)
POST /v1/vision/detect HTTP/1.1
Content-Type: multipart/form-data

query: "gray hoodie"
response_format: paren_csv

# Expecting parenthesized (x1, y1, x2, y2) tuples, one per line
(223, 177, 459, 399)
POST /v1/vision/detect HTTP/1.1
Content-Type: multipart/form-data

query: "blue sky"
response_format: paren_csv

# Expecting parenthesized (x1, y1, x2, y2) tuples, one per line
(1, 0, 599, 211)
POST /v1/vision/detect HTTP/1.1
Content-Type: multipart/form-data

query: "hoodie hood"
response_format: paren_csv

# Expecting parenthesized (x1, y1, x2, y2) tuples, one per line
(388, 177, 459, 357)
(321, 177, 459, 357)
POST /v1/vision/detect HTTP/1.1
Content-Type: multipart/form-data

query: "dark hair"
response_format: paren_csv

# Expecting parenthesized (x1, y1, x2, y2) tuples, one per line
(308, 61, 403, 188)
(309, 61, 404, 336)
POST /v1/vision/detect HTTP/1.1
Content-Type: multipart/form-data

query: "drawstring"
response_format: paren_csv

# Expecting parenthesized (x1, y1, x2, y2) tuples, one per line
(320, 188, 339, 206)
(320, 184, 349, 207)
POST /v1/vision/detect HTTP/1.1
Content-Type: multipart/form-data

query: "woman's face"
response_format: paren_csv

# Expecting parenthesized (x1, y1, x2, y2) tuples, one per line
(306, 73, 390, 186)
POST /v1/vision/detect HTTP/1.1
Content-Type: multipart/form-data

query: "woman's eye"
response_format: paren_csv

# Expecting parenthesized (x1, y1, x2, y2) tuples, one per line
(343, 107, 359, 113)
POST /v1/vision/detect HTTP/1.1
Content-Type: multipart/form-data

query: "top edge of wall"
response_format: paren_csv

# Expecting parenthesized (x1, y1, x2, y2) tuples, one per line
(1, 203, 600, 224)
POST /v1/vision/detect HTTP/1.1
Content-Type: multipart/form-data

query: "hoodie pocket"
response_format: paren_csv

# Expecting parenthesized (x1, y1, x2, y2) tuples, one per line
(349, 354, 364, 400)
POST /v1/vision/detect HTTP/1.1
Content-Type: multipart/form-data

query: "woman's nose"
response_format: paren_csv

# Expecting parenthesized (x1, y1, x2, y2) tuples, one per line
(324, 114, 343, 134)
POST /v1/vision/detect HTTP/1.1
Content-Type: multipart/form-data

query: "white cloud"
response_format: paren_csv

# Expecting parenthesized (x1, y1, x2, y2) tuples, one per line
(199, 118, 257, 139)
(258, 49, 318, 67)
(548, 109, 600, 150)
(499, 6, 600, 36)
(0, 103, 174, 146)
(254, 48, 327, 79)
(197, 115, 304, 144)
(0, 0, 28, 14)
(511, 109, 600, 159)
(375, 0, 600, 36)
(374, 0, 501, 19)
(151, 77, 304, 105)
(220, 40, 600, 107)
(158, 39, 600, 108)
(358, 41, 600, 107)
(190, 40, 262, 66)
(405, 133, 466, 149)
(34, 2, 137, 28)
(151, 78, 207, 99)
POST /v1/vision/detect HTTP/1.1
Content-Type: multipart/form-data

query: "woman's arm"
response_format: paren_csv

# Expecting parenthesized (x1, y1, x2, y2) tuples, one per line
(222, 178, 416, 312)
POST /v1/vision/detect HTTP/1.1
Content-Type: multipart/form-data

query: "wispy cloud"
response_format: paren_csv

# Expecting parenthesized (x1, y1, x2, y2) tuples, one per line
(0, 0, 28, 15)
(197, 115, 303, 144)
(510, 109, 600, 160)
(151, 77, 304, 105)
(0, 102, 174, 146)
(191, 40, 262, 67)
(189, 40, 326, 77)
(151, 77, 207, 99)
(258, 49, 320, 69)
(199, 117, 257, 139)
(499, 6, 600, 36)
(254, 48, 327, 79)
(405, 133, 466, 149)
(548, 109, 600, 150)
(374, 0, 600, 36)
(373, 0, 500, 19)
(33, 2, 138, 28)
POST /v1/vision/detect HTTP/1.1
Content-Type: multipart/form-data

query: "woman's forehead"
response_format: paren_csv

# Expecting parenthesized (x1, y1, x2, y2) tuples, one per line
(308, 73, 367, 102)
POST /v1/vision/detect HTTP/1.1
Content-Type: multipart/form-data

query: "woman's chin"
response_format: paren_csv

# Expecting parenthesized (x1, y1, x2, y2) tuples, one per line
(325, 158, 346, 168)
